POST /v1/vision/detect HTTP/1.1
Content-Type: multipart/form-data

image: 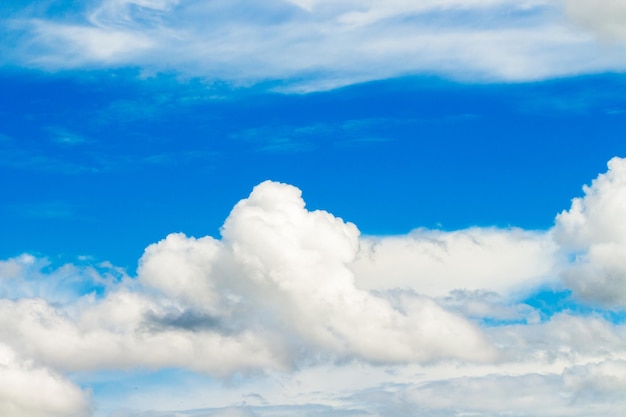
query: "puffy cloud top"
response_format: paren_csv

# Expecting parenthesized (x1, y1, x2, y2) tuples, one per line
(141, 180, 495, 363)
(555, 157, 626, 306)
(3, 161, 626, 415)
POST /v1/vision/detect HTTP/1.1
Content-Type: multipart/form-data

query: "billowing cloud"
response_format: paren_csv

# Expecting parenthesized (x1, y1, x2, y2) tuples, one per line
(0, 343, 91, 417)
(3, 0, 626, 90)
(139, 181, 494, 364)
(555, 157, 626, 307)
(0, 291, 284, 375)
(226, 181, 495, 362)
(1, 158, 626, 415)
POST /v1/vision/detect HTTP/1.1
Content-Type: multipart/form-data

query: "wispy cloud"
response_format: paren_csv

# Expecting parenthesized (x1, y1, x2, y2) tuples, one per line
(3, 0, 626, 90)
(230, 118, 413, 152)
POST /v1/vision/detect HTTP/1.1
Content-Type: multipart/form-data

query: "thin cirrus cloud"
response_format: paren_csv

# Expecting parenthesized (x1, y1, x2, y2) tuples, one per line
(3, 0, 626, 91)
(1, 157, 626, 415)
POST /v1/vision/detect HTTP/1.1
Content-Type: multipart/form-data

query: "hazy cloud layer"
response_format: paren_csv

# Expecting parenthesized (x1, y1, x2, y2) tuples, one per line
(565, 0, 626, 42)
(1, 157, 626, 415)
(3, 0, 626, 90)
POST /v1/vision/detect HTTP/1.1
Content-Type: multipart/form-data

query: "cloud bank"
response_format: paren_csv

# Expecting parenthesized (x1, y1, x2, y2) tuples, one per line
(1, 157, 626, 415)
(3, 0, 626, 90)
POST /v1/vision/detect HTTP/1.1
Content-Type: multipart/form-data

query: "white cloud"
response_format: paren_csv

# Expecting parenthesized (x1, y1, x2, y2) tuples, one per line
(0, 294, 284, 375)
(138, 233, 224, 309)
(4, 0, 626, 90)
(2, 159, 626, 415)
(29, 20, 155, 65)
(0, 343, 91, 417)
(102, 356, 626, 417)
(351, 227, 559, 298)
(402, 359, 626, 416)
(565, 0, 626, 42)
(555, 157, 626, 307)
(489, 313, 626, 364)
(0, 254, 125, 305)
(217, 181, 494, 363)
(138, 181, 495, 364)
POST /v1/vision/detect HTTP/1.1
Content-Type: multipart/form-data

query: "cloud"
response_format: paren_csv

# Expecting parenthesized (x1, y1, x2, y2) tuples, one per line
(0, 294, 283, 375)
(0, 343, 91, 417)
(2, 159, 626, 415)
(351, 227, 559, 298)
(28, 21, 155, 65)
(4, 0, 626, 90)
(104, 357, 626, 417)
(0, 254, 124, 304)
(400, 360, 626, 416)
(489, 312, 626, 363)
(220, 181, 494, 362)
(139, 181, 494, 364)
(554, 157, 626, 307)
(565, 0, 626, 42)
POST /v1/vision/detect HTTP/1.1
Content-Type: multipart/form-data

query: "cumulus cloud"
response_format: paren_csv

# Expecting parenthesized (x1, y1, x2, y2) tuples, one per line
(2, 159, 626, 415)
(0, 343, 91, 417)
(4, 0, 626, 90)
(555, 157, 626, 307)
(0, 293, 284, 375)
(223, 181, 494, 362)
(139, 181, 494, 364)
(0, 180, 501, 385)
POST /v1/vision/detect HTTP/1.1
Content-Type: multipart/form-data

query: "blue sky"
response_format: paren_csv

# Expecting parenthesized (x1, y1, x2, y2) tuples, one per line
(1, 1, 626, 416)
(2, 71, 625, 268)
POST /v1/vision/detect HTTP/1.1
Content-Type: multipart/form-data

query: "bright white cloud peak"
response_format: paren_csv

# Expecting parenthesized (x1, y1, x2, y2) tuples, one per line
(555, 157, 626, 307)
(4, 0, 626, 90)
(1, 158, 626, 416)
(140, 180, 494, 364)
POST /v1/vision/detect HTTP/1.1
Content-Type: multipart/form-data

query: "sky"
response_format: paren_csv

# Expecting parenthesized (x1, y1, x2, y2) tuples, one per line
(1, 0, 626, 416)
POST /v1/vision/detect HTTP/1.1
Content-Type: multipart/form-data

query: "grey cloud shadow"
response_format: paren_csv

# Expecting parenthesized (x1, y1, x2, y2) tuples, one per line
(143, 308, 234, 334)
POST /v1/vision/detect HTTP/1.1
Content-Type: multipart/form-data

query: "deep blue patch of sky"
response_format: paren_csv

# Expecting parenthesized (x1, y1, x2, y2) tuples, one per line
(1, 69, 625, 269)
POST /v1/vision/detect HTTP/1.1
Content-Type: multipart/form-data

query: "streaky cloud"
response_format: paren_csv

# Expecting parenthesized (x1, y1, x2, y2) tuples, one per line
(3, 1, 626, 91)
